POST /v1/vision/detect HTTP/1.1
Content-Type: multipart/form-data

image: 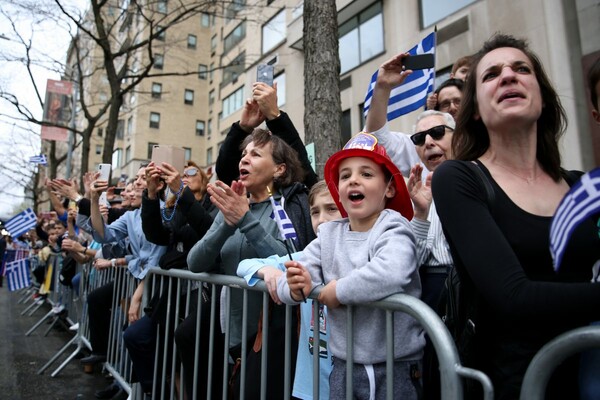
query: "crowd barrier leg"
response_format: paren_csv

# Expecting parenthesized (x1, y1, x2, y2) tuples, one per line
(25, 309, 56, 336)
(21, 297, 44, 316)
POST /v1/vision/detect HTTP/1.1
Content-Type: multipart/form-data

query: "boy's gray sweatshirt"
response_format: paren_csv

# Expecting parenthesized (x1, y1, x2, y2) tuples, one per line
(278, 209, 425, 364)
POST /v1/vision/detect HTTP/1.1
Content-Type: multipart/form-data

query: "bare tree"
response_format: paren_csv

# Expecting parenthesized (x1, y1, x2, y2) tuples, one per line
(303, 0, 341, 177)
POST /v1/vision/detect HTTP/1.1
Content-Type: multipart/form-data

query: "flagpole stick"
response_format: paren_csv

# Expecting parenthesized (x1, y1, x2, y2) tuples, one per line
(283, 238, 306, 303)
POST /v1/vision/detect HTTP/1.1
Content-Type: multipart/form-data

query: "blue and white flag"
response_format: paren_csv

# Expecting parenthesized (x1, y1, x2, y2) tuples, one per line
(29, 154, 48, 166)
(5, 208, 37, 239)
(269, 195, 298, 241)
(5, 258, 31, 291)
(363, 32, 436, 121)
(550, 167, 600, 270)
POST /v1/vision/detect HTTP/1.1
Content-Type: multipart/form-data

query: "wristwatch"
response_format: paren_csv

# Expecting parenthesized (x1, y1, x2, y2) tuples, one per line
(111, 258, 117, 268)
(73, 194, 83, 203)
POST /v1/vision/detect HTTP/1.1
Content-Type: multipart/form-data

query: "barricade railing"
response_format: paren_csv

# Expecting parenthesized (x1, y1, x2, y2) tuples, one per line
(520, 325, 600, 400)
(127, 267, 494, 400)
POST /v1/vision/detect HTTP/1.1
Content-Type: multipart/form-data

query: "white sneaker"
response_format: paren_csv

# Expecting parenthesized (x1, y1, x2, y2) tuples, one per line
(69, 323, 79, 331)
(51, 305, 65, 314)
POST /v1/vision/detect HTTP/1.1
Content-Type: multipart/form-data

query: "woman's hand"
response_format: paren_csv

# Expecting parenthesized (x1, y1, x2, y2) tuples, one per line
(260, 266, 284, 304)
(407, 164, 433, 220)
(239, 98, 265, 132)
(128, 297, 141, 323)
(50, 178, 79, 200)
(145, 162, 162, 199)
(252, 82, 279, 120)
(157, 162, 183, 193)
(90, 174, 108, 201)
(93, 258, 112, 270)
(284, 261, 312, 302)
(83, 172, 95, 196)
(318, 280, 340, 309)
(376, 53, 413, 90)
(207, 180, 249, 226)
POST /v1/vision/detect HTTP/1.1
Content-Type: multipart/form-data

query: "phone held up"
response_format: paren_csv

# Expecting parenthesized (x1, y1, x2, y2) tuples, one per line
(257, 64, 274, 87)
(402, 54, 435, 71)
(151, 145, 186, 174)
(97, 163, 112, 183)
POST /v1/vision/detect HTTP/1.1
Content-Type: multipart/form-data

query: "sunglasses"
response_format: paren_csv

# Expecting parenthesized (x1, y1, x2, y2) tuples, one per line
(410, 125, 454, 146)
(183, 168, 199, 178)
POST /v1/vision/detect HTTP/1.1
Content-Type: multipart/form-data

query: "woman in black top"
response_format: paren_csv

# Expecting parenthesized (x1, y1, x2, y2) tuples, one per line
(432, 34, 600, 399)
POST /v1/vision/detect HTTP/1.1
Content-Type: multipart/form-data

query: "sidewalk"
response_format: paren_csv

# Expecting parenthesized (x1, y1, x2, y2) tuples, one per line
(0, 286, 109, 400)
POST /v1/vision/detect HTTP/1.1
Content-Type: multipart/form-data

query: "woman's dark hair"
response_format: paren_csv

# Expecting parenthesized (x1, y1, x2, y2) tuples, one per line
(453, 33, 567, 181)
(240, 129, 305, 189)
(588, 57, 600, 110)
(434, 78, 464, 99)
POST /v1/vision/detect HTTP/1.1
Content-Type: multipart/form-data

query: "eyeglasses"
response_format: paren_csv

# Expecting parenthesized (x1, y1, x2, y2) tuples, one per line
(438, 98, 461, 111)
(183, 168, 199, 178)
(410, 125, 454, 146)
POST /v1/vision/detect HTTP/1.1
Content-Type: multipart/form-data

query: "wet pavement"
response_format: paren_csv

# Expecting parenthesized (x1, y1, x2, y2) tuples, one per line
(0, 286, 109, 400)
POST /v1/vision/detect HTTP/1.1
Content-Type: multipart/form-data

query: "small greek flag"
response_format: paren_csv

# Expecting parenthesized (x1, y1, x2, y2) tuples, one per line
(363, 32, 436, 121)
(269, 195, 298, 241)
(550, 168, 600, 270)
(29, 154, 48, 165)
(5, 208, 37, 239)
(5, 258, 31, 291)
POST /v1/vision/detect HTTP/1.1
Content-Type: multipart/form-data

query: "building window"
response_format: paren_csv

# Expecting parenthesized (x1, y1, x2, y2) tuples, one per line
(339, 2, 383, 74)
(198, 64, 208, 80)
(116, 119, 124, 139)
(222, 86, 244, 118)
(184, 147, 192, 161)
(420, 0, 476, 28)
(151, 82, 162, 99)
(209, 62, 215, 82)
(206, 147, 213, 165)
(156, 26, 166, 41)
(223, 21, 246, 54)
(187, 34, 197, 49)
(207, 118, 212, 136)
(211, 34, 217, 53)
(126, 145, 132, 163)
(196, 120, 205, 136)
(201, 13, 210, 27)
(154, 54, 164, 69)
(157, 0, 167, 13)
(209, 90, 215, 106)
(96, 144, 102, 155)
(222, 52, 245, 86)
(273, 72, 286, 107)
(97, 127, 103, 137)
(127, 116, 133, 136)
(112, 148, 122, 168)
(262, 10, 286, 54)
(184, 89, 194, 105)
(149, 112, 160, 129)
(147, 142, 157, 159)
(341, 109, 352, 145)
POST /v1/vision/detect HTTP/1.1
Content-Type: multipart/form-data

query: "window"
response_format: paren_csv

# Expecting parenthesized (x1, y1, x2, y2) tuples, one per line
(196, 120, 205, 136)
(201, 13, 210, 27)
(209, 62, 215, 82)
(225, 0, 246, 22)
(112, 148, 122, 168)
(96, 145, 103, 155)
(209, 90, 215, 106)
(211, 34, 217, 53)
(125, 146, 132, 163)
(147, 142, 157, 159)
(97, 127, 103, 137)
(156, 26, 166, 41)
(157, 0, 167, 13)
(222, 53, 245, 86)
(292, 2, 303, 19)
(262, 10, 286, 54)
(127, 116, 133, 136)
(149, 112, 160, 128)
(154, 54, 164, 69)
(341, 109, 352, 145)
(206, 147, 213, 165)
(184, 89, 194, 105)
(207, 118, 212, 136)
(184, 147, 192, 161)
(420, 0, 476, 27)
(116, 119, 124, 139)
(99, 92, 108, 102)
(151, 82, 162, 99)
(273, 72, 286, 107)
(198, 64, 208, 80)
(187, 34, 197, 49)
(358, 103, 366, 130)
(223, 21, 246, 54)
(222, 86, 244, 118)
(339, 2, 383, 74)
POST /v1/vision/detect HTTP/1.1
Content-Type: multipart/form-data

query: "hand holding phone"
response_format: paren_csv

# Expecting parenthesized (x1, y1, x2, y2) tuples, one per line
(151, 145, 186, 173)
(257, 64, 274, 87)
(97, 163, 112, 182)
(402, 54, 435, 70)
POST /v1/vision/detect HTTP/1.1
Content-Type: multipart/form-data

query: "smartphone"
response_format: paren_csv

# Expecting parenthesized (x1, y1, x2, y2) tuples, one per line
(40, 212, 54, 219)
(99, 192, 110, 208)
(256, 64, 274, 87)
(151, 145, 186, 173)
(97, 163, 112, 182)
(402, 54, 435, 70)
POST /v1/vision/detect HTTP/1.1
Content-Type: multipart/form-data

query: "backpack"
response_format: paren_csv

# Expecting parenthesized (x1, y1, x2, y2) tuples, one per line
(58, 254, 77, 287)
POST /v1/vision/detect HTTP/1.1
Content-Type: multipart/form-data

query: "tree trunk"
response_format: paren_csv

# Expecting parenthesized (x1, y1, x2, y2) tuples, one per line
(303, 0, 341, 178)
(101, 95, 124, 166)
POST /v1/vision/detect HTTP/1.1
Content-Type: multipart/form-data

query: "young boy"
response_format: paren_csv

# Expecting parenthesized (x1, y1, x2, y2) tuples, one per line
(278, 133, 424, 400)
(238, 180, 341, 399)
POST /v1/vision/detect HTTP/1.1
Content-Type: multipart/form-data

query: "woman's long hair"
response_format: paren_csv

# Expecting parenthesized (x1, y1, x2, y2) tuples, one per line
(452, 33, 567, 181)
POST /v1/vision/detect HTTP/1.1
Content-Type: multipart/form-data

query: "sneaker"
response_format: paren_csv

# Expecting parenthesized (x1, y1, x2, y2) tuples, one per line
(51, 305, 65, 314)
(35, 298, 45, 305)
(69, 323, 79, 331)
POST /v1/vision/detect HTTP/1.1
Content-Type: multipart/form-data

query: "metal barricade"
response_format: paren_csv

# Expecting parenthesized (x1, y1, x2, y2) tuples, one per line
(133, 268, 493, 400)
(520, 325, 600, 400)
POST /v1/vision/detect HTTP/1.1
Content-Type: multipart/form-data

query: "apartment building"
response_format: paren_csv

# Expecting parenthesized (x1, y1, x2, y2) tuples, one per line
(51, 0, 599, 186)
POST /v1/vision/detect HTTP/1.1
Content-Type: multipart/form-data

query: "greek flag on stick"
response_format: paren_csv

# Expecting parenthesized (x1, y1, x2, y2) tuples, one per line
(268, 192, 298, 241)
(29, 154, 48, 165)
(550, 167, 600, 270)
(363, 32, 436, 121)
(5, 258, 31, 291)
(5, 208, 37, 239)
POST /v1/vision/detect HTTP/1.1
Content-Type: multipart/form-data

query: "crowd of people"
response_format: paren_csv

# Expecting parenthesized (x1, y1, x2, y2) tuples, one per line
(3, 33, 600, 400)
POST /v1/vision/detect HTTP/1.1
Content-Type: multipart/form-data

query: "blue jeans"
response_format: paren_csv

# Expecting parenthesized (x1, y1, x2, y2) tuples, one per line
(123, 315, 156, 393)
(580, 320, 600, 400)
